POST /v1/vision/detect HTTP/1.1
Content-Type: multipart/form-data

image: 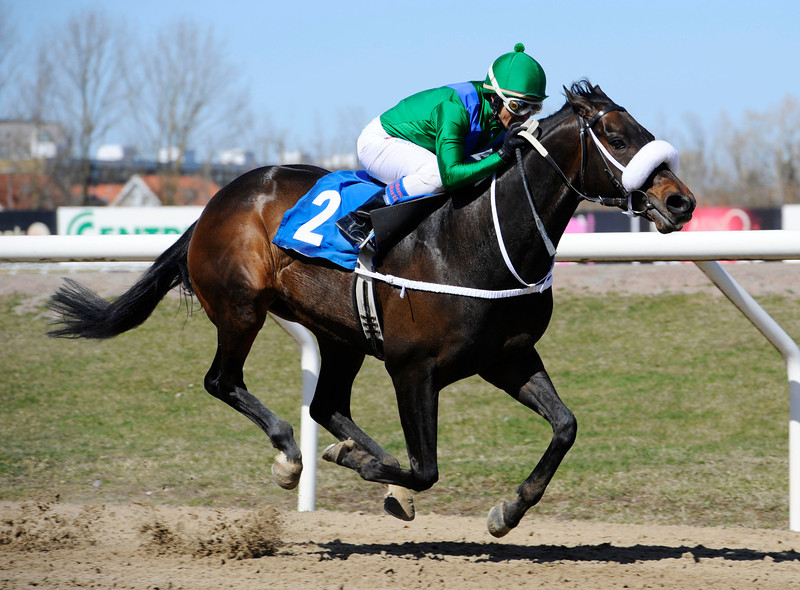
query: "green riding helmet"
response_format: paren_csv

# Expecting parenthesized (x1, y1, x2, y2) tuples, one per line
(483, 43, 547, 102)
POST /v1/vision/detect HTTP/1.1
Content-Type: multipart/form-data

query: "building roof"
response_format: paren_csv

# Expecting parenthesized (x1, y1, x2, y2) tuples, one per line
(0, 171, 220, 210)
(110, 174, 220, 206)
(68, 173, 221, 207)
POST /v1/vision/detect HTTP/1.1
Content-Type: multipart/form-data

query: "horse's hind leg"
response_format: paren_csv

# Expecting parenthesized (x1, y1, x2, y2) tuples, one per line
(480, 351, 577, 537)
(202, 300, 303, 490)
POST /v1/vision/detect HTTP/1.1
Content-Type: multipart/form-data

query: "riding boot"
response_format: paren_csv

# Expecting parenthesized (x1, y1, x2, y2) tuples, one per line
(335, 189, 388, 248)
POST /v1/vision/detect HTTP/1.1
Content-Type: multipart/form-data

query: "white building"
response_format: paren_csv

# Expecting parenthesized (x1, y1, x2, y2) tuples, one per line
(0, 121, 67, 160)
(219, 148, 256, 167)
(108, 174, 162, 207)
(320, 152, 359, 171)
(96, 144, 137, 162)
(158, 146, 196, 166)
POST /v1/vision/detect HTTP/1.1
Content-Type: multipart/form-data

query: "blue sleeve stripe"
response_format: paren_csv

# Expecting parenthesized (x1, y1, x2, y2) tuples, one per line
(444, 82, 482, 155)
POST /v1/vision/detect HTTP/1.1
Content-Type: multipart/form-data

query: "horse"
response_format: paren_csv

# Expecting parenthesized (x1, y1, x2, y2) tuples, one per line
(48, 80, 695, 537)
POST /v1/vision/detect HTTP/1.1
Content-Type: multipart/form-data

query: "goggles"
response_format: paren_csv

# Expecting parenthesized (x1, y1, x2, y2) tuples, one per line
(506, 98, 542, 117)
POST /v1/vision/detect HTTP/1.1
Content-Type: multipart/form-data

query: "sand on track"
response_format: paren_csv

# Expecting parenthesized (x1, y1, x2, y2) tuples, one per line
(2, 501, 800, 589)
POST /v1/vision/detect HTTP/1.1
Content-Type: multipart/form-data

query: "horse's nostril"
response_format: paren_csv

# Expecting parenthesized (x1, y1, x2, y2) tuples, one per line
(666, 193, 694, 214)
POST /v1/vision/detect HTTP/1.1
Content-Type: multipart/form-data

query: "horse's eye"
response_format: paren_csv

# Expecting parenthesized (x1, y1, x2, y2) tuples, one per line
(609, 138, 626, 150)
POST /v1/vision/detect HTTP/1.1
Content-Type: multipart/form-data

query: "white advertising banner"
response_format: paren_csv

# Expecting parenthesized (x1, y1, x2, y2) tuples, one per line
(57, 207, 204, 235)
(783, 205, 800, 231)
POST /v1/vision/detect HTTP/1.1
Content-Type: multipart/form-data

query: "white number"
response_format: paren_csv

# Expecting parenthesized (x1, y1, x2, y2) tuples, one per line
(292, 189, 342, 247)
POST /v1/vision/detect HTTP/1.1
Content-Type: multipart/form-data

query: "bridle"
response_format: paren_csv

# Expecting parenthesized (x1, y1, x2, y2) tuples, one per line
(579, 106, 687, 224)
(513, 105, 680, 257)
(577, 106, 643, 213)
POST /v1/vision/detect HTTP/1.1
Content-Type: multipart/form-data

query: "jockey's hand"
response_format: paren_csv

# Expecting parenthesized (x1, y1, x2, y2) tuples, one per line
(497, 123, 527, 162)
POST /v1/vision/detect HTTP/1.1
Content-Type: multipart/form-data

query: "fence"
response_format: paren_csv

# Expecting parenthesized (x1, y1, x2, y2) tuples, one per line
(2, 231, 799, 530)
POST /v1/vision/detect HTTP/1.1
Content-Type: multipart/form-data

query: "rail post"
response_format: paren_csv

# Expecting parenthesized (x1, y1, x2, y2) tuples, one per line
(269, 314, 320, 512)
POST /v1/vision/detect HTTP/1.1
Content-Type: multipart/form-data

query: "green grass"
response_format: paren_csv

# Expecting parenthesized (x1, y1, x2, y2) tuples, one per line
(1, 272, 798, 529)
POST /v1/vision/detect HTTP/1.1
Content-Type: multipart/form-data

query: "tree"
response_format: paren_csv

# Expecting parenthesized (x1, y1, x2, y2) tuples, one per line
(5, 27, 67, 209)
(18, 44, 55, 124)
(0, 0, 20, 115)
(42, 9, 129, 204)
(672, 98, 800, 207)
(125, 19, 251, 203)
(769, 96, 800, 204)
(253, 113, 289, 165)
(711, 101, 800, 207)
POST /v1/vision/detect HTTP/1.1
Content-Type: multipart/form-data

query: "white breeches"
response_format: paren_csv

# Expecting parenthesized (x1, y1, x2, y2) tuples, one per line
(356, 117, 445, 198)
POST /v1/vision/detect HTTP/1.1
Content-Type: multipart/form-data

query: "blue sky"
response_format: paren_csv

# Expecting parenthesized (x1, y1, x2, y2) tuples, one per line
(11, 0, 800, 154)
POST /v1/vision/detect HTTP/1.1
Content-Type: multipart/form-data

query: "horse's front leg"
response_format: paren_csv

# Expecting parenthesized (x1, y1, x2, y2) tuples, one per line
(310, 338, 418, 520)
(321, 356, 441, 492)
(390, 361, 441, 493)
(480, 351, 577, 537)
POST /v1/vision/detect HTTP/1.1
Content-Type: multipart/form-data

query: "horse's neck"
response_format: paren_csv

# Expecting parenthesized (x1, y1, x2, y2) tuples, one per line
(388, 170, 576, 290)
(490, 163, 578, 283)
(478, 119, 584, 283)
(530, 115, 585, 240)
(384, 119, 583, 289)
(533, 150, 584, 245)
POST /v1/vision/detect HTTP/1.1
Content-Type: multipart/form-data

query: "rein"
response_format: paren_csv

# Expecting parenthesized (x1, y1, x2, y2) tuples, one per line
(354, 104, 679, 300)
(355, 170, 554, 299)
(510, 110, 635, 269)
(353, 167, 555, 300)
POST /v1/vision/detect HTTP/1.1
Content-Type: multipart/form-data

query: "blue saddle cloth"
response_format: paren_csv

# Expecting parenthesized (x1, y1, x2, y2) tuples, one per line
(273, 170, 381, 269)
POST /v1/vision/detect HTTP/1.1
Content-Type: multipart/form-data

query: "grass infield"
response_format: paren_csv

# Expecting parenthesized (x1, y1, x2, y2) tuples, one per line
(1, 277, 798, 529)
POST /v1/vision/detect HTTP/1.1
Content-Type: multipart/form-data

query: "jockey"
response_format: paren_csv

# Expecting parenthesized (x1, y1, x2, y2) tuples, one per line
(336, 43, 547, 249)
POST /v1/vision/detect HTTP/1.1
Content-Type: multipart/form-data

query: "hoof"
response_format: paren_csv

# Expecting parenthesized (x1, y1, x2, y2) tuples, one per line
(272, 451, 302, 490)
(322, 439, 355, 464)
(384, 485, 415, 521)
(487, 502, 512, 538)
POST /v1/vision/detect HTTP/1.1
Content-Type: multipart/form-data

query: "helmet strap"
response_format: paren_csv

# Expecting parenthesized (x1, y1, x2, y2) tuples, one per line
(487, 64, 523, 113)
(488, 94, 503, 119)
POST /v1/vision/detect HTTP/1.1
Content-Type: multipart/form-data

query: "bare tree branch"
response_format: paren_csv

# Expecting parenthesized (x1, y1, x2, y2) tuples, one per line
(40, 9, 129, 203)
(126, 18, 252, 179)
(0, 0, 21, 115)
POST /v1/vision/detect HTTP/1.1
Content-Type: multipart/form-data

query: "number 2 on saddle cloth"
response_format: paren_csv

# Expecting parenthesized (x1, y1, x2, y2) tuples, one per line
(272, 170, 446, 268)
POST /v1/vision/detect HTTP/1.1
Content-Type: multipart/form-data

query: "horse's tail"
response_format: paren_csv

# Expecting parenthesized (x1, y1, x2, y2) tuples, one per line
(47, 223, 197, 339)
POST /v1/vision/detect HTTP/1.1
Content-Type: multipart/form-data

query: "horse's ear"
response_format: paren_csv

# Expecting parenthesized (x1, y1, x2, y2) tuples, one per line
(564, 85, 593, 118)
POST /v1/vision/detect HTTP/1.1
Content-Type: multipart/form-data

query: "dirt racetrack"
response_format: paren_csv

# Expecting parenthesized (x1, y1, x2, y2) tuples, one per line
(2, 500, 800, 589)
(2, 262, 800, 588)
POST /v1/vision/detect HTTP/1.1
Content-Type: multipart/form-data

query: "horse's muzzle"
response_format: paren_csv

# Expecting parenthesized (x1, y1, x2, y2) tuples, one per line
(651, 192, 695, 233)
(665, 192, 695, 217)
(633, 188, 695, 233)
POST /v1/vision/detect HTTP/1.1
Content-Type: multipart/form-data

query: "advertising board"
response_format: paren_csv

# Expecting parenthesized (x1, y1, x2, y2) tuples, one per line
(57, 207, 204, 235)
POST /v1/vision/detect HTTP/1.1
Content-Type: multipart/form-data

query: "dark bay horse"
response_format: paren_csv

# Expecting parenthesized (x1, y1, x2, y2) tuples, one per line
(48, 81, 695, 537)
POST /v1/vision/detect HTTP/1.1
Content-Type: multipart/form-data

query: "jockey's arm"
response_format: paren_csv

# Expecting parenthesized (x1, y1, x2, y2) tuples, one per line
(434, 101, 504, 191)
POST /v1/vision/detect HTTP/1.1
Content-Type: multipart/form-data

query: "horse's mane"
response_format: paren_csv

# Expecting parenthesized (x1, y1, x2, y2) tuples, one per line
(539, 78, 614, 132)
(566, 78, 600, 100)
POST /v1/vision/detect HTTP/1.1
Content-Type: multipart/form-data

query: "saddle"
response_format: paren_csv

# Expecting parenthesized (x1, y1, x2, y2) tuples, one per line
(369, 193, 448, 253)
(271, 169, 449, 358)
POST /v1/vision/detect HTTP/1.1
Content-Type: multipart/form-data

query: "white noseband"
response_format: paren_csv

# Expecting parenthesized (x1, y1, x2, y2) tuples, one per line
(621, 139, 680, 191)
(586, 127, 680, 191)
